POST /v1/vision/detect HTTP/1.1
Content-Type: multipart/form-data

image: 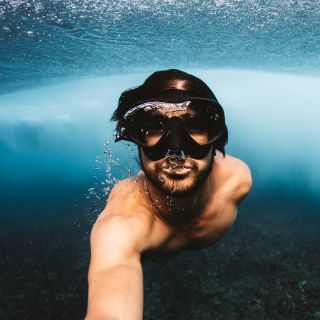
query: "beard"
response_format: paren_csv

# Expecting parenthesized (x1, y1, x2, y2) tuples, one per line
(138, 149, 214, 197)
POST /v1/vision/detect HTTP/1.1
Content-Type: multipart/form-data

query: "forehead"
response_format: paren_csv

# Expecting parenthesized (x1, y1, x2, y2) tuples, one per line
(149, 106, 198, 118)
(124, 100, 192, 119)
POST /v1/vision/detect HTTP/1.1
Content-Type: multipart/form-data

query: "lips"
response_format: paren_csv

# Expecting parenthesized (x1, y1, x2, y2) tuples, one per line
(162, 166, 191, 175)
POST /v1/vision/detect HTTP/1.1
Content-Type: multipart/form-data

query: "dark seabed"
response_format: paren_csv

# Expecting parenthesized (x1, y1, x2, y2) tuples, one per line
(1, 188, 319, 319)
(1, 0, 320, 319)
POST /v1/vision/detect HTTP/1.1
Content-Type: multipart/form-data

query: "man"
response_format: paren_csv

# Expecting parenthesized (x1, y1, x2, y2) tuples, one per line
(85, 69, 252, 319)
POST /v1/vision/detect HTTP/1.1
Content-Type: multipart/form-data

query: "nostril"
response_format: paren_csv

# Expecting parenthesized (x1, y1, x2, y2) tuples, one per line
(165, 149, 186, 160)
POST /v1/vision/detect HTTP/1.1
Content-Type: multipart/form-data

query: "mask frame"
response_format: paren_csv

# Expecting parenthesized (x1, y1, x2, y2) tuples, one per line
(115, 98, 225, 161)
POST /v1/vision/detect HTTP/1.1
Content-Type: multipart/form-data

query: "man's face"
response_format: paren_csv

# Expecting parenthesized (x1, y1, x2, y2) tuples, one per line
(138, 108, 214, 196)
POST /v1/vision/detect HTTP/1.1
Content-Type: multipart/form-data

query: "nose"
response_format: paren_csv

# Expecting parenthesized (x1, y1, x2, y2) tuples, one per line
(165, 149, 186, 160)
(166, 117, 185, 151)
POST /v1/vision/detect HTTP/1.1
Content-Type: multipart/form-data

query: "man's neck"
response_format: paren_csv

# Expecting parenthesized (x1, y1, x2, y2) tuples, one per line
(144, 174, 212, 226)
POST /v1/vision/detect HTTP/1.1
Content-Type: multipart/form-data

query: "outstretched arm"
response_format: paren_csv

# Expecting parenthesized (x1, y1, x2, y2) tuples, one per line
(85, 215, 144, 320)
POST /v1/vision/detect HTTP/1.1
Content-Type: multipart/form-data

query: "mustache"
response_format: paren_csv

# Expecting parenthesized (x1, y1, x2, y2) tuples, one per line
(159, 157, 194, 169)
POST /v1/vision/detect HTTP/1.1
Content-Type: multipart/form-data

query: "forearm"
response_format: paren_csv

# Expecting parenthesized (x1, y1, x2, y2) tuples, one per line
(86, 263, 143, 320)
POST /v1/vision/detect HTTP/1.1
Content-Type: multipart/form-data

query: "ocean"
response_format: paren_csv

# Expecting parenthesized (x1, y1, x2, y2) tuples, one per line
(0, 1, 319, 319)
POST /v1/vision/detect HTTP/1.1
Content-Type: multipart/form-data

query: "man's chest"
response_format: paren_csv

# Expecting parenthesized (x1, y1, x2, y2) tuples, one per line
(146, 201, 237, 255)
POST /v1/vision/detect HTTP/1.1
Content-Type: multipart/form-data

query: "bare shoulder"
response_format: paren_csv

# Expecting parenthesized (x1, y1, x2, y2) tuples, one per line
(99, 175, 148, 219)
(213, 153, 252, 203)
(91, 176, 154, 258)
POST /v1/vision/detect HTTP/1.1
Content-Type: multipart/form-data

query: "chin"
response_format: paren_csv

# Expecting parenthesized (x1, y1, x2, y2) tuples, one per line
(162, 179, 201, 197)
(146, 167, 211, 197)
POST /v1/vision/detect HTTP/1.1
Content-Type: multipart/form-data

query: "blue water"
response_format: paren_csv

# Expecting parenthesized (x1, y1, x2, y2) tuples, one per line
(1, 71, 319, 204)
(1, 1, 320, 319)
(1, 0, 320, 94)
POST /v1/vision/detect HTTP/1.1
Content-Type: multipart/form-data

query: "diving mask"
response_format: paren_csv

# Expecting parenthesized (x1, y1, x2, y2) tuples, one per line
(115, 98, 224, 161)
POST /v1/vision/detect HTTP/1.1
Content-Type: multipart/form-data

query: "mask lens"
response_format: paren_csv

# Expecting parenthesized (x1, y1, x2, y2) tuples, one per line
(143, 116, 167, 146)
(183, 116, 209, 144)
(188, 101, 222, 144)
(126, 111, 168, 146)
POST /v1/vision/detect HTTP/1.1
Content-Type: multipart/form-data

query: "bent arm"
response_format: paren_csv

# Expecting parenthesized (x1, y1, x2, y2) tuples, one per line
(85, 216, 145, 320)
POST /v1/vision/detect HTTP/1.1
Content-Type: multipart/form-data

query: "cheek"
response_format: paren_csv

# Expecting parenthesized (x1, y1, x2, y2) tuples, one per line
(144, 161, 156, 172)
(140, 149, 160, 172)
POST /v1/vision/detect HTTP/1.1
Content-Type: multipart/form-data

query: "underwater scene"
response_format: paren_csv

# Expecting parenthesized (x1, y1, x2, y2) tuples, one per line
(0, 0, 319, 319)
